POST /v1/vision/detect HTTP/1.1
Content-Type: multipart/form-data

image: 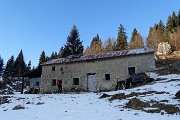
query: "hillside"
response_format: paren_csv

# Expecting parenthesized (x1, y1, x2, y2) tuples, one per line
(0, 73, 180, 120)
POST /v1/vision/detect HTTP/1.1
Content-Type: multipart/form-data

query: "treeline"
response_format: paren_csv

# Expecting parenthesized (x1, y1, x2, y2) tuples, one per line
(39, 10, 180, 65)
(147, 10, 180, 51)
(0, 50, 31, 85)
(0, 10, 180, 85)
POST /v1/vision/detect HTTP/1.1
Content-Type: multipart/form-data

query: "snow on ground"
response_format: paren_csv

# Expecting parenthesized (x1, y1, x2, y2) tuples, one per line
(0, 74, 180, 120)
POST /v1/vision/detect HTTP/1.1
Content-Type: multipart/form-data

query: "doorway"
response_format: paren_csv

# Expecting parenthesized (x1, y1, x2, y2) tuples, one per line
(128, 67, 135, 75)
(87, 74, 96, 92)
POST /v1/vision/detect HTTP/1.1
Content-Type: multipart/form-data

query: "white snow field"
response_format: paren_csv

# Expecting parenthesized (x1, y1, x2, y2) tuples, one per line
(0, 74, 180, 120)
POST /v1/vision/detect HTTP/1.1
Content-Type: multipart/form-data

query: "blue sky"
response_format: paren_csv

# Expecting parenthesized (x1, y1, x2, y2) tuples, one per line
(0, 0, 180, 67)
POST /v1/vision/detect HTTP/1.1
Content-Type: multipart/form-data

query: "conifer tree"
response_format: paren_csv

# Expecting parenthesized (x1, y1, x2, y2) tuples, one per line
(38, 51, 46, 68)
(104, 37, 113, 52)
(166, 16, 173, 33)
(50, 52, 58, 60)
(147, 21, 166, 50)
(90, 34, 104, 53)
(3, 56, 15, 85)
(83, 34, 104, 55)
(0, 55, 4, 79)
(129, 33, 144, 49)
(50, 52, 55, 60)
(14, 50, 26, 77)
(61, 25, 84, 57)
(27, 61, 31, 72)
(130, 28, 138, 43)
(115, 24, 128, 50)
(172, 11, 178, 28)
(158, 20, 165, 32)
(178, 10, 180, 26)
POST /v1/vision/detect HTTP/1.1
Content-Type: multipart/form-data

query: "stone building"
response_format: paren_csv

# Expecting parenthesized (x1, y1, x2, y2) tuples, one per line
(41, 48, 155, 93)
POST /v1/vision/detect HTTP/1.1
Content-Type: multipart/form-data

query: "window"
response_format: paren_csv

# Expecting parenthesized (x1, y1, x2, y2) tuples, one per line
(52, 66, 55, 71)
(105, 74, 110, 80)
(36, 82, 39, 86)
(52, 79, 56, 86)
(128, 67, 135, 75)
(73, 78, 79, 85)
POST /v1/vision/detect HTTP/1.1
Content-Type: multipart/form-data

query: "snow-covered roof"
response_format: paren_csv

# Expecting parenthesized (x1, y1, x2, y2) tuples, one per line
(42, 48, 154, 66)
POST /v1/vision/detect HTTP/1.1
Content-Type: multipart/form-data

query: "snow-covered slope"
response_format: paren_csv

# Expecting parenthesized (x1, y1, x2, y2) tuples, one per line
(0, 74, 179, 120)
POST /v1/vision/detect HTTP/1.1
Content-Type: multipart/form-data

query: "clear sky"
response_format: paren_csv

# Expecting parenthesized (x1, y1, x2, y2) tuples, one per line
(0, 0, 180, 67)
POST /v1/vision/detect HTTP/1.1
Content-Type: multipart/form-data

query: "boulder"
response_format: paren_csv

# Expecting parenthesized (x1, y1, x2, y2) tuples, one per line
(157, 42, 172, 55)
(126, 98, 150, 110)
(175, 90, 180, 99)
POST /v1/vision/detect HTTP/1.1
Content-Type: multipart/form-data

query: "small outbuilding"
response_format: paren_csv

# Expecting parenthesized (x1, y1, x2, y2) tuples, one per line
(21, 68, 41, 94)
(41, 48, 155, 93)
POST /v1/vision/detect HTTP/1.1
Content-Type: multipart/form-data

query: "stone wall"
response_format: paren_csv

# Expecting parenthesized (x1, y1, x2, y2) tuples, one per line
(40, 53, 155, 93)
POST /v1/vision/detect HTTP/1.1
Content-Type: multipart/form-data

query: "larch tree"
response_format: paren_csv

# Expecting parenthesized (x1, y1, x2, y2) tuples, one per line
(129, 33, 144, 49)
(115, 24, 128, 50)
(61, 25, 84, 58)
(169, 31, 180, 51)
(130, 28, 138, 43)
(146, 21, 166, 51)
(84, 34, 104, 55)
(103, 37, 116, 52)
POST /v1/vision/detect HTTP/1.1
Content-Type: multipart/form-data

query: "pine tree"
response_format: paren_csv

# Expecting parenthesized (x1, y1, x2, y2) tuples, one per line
(38, 51, 46, 68)
(61, 25, 84, 58)
(14, 50, 27, 77)
(166, 16, 174, 33)
(50, 52, 55, 60)
(172, 11, 178, 28)
(158, 20, 165, 32)
(3, 56, 15, 85)
(27, 61, 31, 72)
(166, 12, 178, 33)
(115, 24, 128, 50)
(178, 10, 180, 26)
(50, 52, 58, 60)
(0, 55, 4, 79)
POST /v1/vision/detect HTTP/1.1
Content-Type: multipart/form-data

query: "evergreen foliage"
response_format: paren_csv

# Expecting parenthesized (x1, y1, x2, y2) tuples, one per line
(38, 51, 46, 68)
(3, 56, 15, 84)
(0, 55, 4, 79)
(178, 10, 180, 26)
(27, 61, 31, 72)
(115, 24, 128, 50)
(50, 52, 58, 60)
(61, 25, 84, 58)
(14, 50, 27, 77)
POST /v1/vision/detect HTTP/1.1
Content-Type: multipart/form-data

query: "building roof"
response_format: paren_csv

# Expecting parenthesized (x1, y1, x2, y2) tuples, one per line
(42, 48, 154, 66)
